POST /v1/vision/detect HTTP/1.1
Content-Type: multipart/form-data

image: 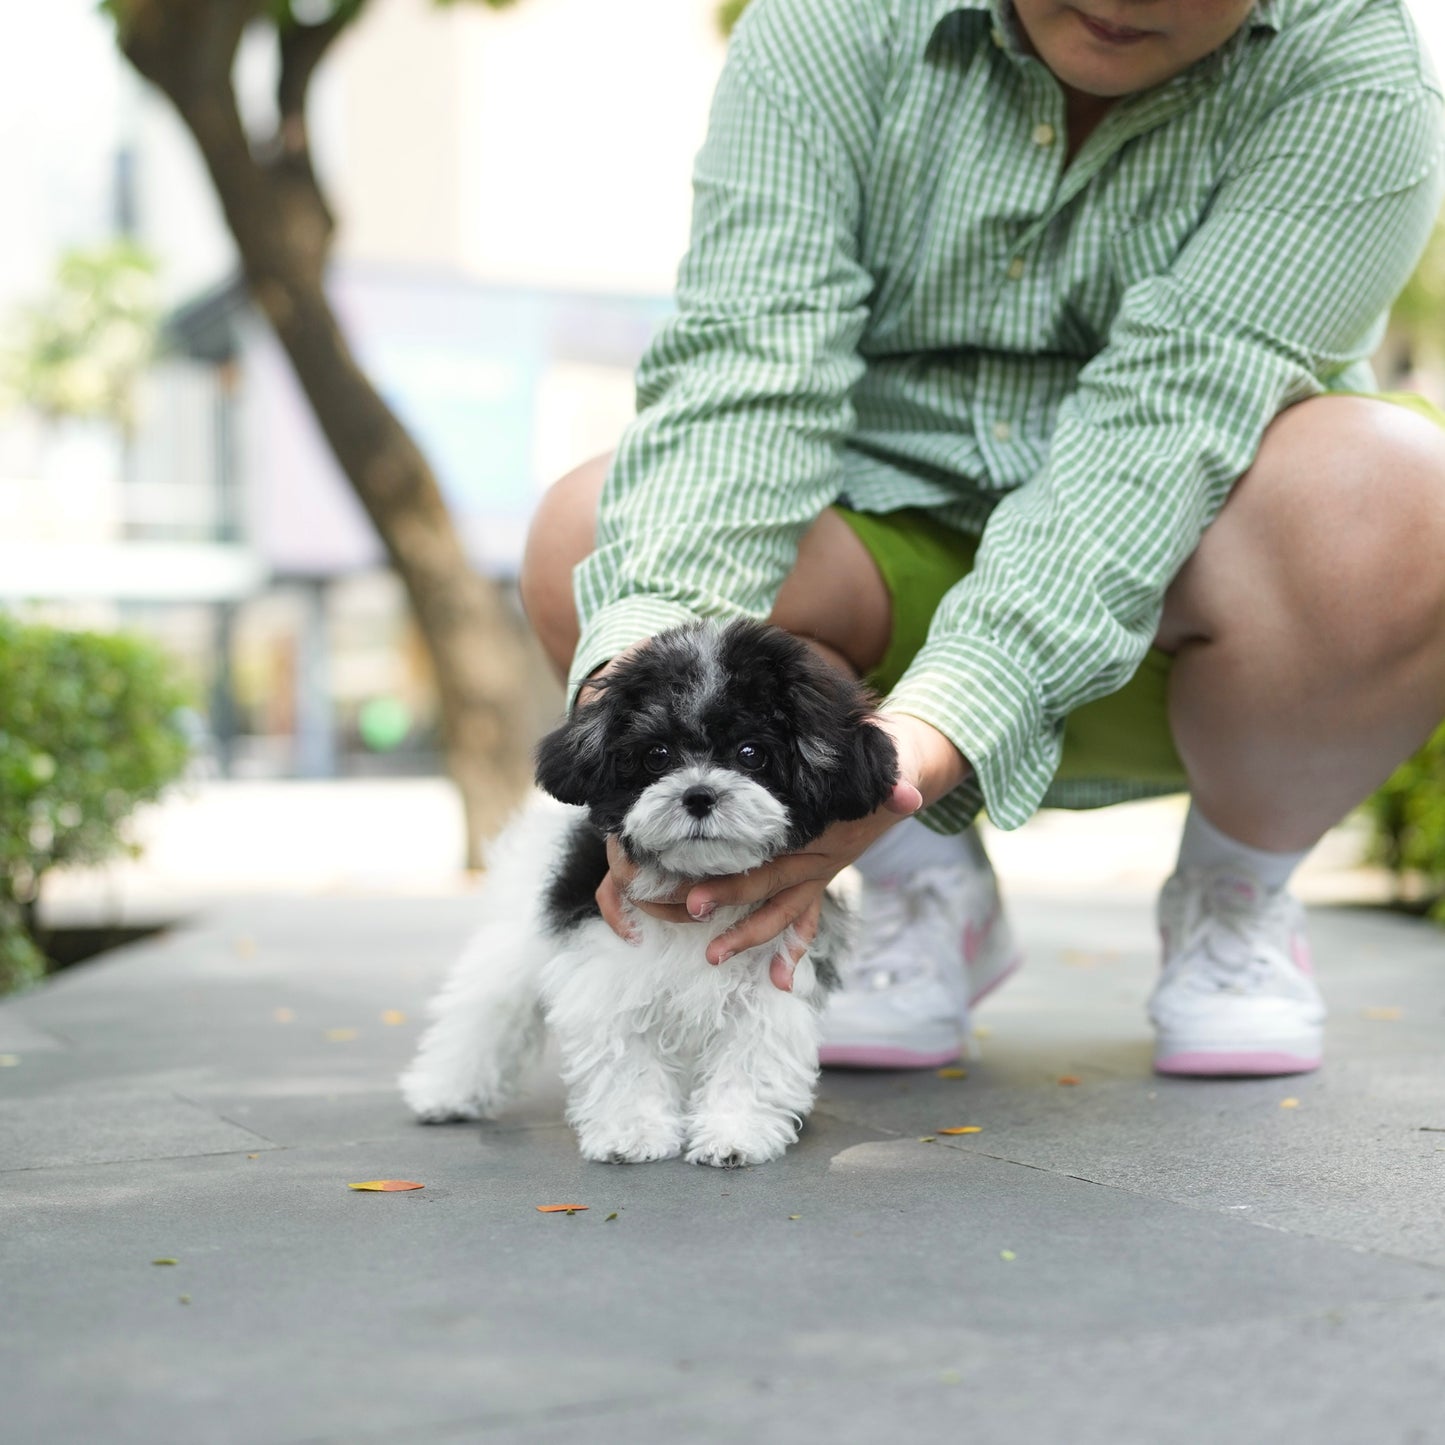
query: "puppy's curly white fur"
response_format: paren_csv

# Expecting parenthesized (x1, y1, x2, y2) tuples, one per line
(399, 619, 897, 1167)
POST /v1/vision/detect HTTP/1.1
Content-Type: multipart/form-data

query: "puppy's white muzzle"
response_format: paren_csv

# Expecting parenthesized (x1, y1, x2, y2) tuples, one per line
(622, 764, 790, 890)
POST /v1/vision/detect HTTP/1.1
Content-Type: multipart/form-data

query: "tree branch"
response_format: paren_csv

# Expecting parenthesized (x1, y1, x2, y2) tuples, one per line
(277, 11, 352, 136)
(111, 0, 260, 113)
(270, 10, 358, 238)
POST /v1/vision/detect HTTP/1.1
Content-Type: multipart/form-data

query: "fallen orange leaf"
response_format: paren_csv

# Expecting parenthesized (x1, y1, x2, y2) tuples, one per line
(348, 1180, 424, 1191)
(380, 1010, 407, 1026)
(1057, 1076, 1081, 1086)
(936, 1067, 968, 1080)
(938, 1126, 983, 1135)
(536, 1203, 588, 1213)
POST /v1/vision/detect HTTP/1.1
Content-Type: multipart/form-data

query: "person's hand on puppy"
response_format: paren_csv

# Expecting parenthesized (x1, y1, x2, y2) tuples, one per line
(594, 709, 970, 992)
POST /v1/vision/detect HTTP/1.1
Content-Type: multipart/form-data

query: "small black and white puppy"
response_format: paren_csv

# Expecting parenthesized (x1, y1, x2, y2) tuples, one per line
(399, 618, 898, 1167)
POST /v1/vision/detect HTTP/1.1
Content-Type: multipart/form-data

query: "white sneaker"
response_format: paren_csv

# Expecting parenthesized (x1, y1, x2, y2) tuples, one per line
(1150, 866, 1325, 1077)
(819, 829, 1022, 1069)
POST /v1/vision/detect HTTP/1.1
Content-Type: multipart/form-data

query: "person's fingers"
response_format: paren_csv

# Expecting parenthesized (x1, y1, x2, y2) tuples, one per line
(595, 872, 639, 945)
(632, 897, 696, 924)
(602, 834, 693, 924)
(884, 776, 924, 815)
(768, 897, 821, 992)
(706, 881, 821, 966)
(769, 952, 796, 991)
(684, 854, 820, 920)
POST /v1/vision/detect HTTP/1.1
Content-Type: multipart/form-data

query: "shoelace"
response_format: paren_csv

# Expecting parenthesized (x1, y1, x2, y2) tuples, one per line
(1171, 872, 1297, 994)
(842, 867, 962, 992)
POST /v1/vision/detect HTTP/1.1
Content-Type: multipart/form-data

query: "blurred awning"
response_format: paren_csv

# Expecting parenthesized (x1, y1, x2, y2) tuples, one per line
(0, 540, 264, 602)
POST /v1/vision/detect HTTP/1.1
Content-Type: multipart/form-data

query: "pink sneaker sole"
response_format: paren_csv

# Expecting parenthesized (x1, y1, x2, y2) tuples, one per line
(1154, 1049, 1323, 1077)
(817, 952, 1025, 1071)
(818, 1041, 967, 1069)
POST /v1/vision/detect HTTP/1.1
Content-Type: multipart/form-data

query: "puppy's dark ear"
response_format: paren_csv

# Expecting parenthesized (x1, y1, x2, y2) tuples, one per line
(826, 716, 900, 821)
(534, 700, 610, 806)
(782, 650, 900, 830)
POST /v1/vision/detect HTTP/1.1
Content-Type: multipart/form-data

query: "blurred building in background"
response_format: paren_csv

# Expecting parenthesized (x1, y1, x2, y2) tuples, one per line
(0, 0, 721, 779)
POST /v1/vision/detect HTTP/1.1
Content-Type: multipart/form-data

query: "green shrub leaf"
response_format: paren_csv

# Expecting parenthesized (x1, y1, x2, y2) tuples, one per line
(0, 618, 190, 992)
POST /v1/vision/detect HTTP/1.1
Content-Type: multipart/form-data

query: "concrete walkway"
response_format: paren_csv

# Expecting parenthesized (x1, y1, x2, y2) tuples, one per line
(3, 863, 1444, 1442)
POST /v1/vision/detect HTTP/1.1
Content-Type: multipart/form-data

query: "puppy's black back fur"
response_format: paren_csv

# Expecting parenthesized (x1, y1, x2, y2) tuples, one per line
(542, 818, 609, 936)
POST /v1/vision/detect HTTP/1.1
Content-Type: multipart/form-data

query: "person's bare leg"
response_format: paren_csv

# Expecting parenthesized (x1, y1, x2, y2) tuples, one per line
(1157, 395, 1445, 851)
(518, 453, 611, 682)
(518, 451, 893, 683)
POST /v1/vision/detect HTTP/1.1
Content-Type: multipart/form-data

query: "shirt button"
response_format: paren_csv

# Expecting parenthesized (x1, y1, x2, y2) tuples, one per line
(1006, 256, 1027, 281)
(1032, 123, 1056, 148)
(992, 420, 1014, 443)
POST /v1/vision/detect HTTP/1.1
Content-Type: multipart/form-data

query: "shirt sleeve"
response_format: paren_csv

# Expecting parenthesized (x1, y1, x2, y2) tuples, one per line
(567, 7, 879, 702)
(890, 75, 1445, 834)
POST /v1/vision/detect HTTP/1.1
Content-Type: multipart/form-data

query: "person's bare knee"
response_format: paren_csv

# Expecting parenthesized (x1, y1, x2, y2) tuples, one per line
(1277, 402, 1445, 664)
(1159, 396, 1445, 663)
(1164, 397, 1445, 848)
(520, 451, 612, 675)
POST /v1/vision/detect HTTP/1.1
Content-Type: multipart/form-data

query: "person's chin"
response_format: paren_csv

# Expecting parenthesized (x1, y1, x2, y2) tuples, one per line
(1048, 49, 1164, 100)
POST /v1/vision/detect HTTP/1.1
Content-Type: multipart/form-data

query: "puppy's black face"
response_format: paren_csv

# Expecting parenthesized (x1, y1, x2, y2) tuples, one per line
(535, 620, 899, 877)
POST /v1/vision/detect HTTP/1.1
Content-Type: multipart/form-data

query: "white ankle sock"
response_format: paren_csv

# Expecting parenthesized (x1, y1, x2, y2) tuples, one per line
(1176, 804, 1310, 893)
(856, 817, 976, 884)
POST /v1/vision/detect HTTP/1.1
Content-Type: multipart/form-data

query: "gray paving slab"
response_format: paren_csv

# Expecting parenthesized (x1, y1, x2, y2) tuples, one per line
(1, 891, 1443, 1445)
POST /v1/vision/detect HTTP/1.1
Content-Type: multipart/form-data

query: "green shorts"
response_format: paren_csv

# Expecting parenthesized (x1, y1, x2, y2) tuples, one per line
(838, 390, 1445, 794)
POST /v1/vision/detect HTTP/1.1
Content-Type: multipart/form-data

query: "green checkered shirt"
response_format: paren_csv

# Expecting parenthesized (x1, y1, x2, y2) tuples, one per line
(571, 0, 1444, 832)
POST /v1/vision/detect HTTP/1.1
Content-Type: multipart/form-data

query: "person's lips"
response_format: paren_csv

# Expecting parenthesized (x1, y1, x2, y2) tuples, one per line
(1074, 10, 1155, 45)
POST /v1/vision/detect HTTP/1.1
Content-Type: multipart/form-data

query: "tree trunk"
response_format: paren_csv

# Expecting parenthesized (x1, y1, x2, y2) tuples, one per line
(114, 0, 536, 865)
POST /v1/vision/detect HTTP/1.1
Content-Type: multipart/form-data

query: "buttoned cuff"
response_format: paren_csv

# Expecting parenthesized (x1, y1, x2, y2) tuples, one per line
(567, 598, 708, 711)
(886, 634, 1061, 832)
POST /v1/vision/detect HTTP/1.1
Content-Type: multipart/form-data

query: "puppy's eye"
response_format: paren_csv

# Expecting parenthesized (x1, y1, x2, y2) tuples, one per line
(643, 743, 671, 774)
(735, 742, 766, 772)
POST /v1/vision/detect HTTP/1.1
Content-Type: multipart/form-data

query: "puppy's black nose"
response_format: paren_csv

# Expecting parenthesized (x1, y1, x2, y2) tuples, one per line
(682, 785, 717, 819)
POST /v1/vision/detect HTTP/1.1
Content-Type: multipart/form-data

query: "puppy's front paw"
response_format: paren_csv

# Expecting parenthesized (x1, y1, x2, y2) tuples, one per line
(685, 1113, 797, 1168)
(576, 1120, 685, 1165)
(399, 1069, 485, 1124)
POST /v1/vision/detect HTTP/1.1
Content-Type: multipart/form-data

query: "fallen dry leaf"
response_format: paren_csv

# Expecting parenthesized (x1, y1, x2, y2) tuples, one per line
(605, 1212, 619, 1221)
(0, 1054, 18, 1067)
(535, 1203, 587, 1213)
(325, 1027, 359, 1043)
(938, 1126, 983, 1135)
(787, 1214, 801, 1221)
(1280, 1098, 1300, 1110)
(272, 1008, 296, 1024)
(1057, 1076, 1081, 1086)
(380, 1010, 407, 1026)
(1363, 1006, 1404, 1022)
(1000, 1249, 1017, 1262)
(918, 1136, 937, 1143)
(151, 1258, 178, 1266)
(936, 1067, 968, 1080)
(349, 1180, 424, 1192)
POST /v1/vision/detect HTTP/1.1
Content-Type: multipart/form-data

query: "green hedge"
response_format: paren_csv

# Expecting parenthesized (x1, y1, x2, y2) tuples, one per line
(1363, 721, 1445, 922)
(0, 619, 190, 992)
